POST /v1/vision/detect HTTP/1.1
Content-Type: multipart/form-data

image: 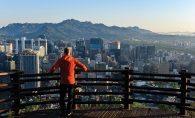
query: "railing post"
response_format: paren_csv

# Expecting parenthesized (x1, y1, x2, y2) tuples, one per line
(10, 71, 21, 117)
(73, 73, 78, 110)
(180, 70, 188, 116)
(124, 67, 130, 109)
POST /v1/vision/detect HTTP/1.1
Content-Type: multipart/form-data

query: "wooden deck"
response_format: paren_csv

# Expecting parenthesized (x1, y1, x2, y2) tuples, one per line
(11, 106, 194, 118)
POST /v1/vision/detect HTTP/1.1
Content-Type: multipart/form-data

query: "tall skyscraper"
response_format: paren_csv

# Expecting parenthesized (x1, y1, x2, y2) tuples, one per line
(89, 38, 103, 60)
(147, 46, 155, 57)
(47, 41, 55, 54)
(120, 43, 130, 64)
(76, 39, 86, 58)
(109, 42, 121, 62)
(19, 49, 40, 89)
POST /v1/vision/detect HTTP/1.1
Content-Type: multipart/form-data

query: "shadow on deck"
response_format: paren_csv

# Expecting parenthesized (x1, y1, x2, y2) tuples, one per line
(19, 106, 195, 118)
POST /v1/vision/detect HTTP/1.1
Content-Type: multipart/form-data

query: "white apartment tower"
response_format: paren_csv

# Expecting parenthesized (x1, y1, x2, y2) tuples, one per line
(15, 37, 47, 54)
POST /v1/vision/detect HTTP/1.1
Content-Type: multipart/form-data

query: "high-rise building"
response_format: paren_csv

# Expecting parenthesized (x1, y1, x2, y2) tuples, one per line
(169, 60, 177, 71)
(34, 38, 47, 54)
(109, 42, 120, 49)
(47, 41, 55, 54)
(19, 49, 40, 89)
(25, 39, 34, 49)
(120, 43, 130, 61)
(189, 59, 195, 73)
(135, 59, 144, 72)
(147, 46, 155, 57)
(6, 39, 16, 50)
(58, 40, 67, 49)
(0, 52, 13, 71)
(15, 37, 47, 54)
(89, 38, 103, 60)
(76, 39, 86, 58)
(16, 37, 26, 53)
(4, 60, 15, 72)
(0, 43, 12, 53)
(33, 46, 45, 57)
(84, 40, 90, 57)
(134, 45, 155, 62)
(95, 54, 102, 62)
(109, 42, 121, 62)
(76, 57, 90, 78)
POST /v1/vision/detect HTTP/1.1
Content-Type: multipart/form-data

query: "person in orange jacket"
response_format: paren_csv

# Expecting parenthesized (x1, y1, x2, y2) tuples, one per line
(48, 47, 87, 117)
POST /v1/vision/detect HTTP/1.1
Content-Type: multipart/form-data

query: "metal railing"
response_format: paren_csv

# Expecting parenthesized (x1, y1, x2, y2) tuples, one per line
(0, 68, 195, 117)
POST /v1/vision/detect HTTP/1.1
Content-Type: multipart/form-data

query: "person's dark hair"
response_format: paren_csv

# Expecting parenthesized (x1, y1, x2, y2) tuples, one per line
(64, 47, 71, 54)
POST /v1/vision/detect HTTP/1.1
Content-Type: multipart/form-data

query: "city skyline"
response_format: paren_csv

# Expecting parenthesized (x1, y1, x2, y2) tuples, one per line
(0, 0, 195, 32)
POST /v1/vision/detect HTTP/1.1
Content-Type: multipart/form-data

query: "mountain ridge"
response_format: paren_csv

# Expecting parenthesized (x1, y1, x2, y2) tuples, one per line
(0, 19, 194, 41)
(0, 19, 154, 40)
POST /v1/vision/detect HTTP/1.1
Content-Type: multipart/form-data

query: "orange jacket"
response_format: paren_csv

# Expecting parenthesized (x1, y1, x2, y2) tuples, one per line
(48, 55, 87, 84)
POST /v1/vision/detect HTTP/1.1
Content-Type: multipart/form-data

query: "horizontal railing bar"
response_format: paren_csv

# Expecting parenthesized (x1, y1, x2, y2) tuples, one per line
(186, 83, 195, 86)
(0, 82, 24, 87)
(133, 90, 180, 96)
(129, 86, 183, 92)
(0, 72, 16, 76)
(77, 83, 123, 86)
(75, 92, 132, 95)
(129, 72, 181, 77)
(85, 69, 129, 72)
(20, 77, 60, 82)
(128, 99, 190, 106)
(0, 109, 10, 114)
(0, 107, 23, 114)
(0, 83, 11, 87)
(182, 107, 195, 111)
(0, 87, 13, 92)
(20, 78, 129, 82)
(188, 88, 195, 91)
(19, 73, 60, 77)
(75, 101, 125, 104)
(0, 71, 23, 76)
(0, 96, 24, 103)
(21, 91, 60, 96)
(76, 78, 130, 81)
(131, 77, 181, 82)
(19, 69, 129, 77)
(181, 72, 195, 76)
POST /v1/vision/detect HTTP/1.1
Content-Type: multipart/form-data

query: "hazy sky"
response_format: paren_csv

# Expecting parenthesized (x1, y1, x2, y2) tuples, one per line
(0, 0, 195, 32)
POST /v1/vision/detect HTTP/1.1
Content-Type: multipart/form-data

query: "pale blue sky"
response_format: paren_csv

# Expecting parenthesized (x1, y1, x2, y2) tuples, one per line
(0, 0, 195, 32)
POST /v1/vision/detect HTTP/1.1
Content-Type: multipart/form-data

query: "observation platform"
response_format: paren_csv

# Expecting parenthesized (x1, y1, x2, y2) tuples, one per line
(1, 69, 195, 118)
(20, 106, 195, 118)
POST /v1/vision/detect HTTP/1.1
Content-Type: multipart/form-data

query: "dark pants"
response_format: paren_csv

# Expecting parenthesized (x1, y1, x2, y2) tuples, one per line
(60, 83, 74, 114)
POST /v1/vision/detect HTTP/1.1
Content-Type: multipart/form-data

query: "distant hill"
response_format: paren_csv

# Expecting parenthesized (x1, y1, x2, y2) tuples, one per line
(0, 19, 155, 40)
(0, 19, 194, 42)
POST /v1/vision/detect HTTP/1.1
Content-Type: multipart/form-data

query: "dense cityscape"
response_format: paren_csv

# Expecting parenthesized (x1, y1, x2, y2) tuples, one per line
(0, 33, 195, 115)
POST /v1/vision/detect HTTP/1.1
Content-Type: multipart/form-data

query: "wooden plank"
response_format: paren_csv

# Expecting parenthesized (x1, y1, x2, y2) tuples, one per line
(0, 72, 15, 76)
(150, 109, 161, 118)
(19, 107, 195, 118)
(0, 83, 9, 87)
(77, 106, 94, 118)
(97, 106, 110, 118)
(106, 106, 114, 117)
(112, 107, 123, 118)
(139, 108, 150, 118)
(109, 106, 121, 118)
(87, 106, 102, 117)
